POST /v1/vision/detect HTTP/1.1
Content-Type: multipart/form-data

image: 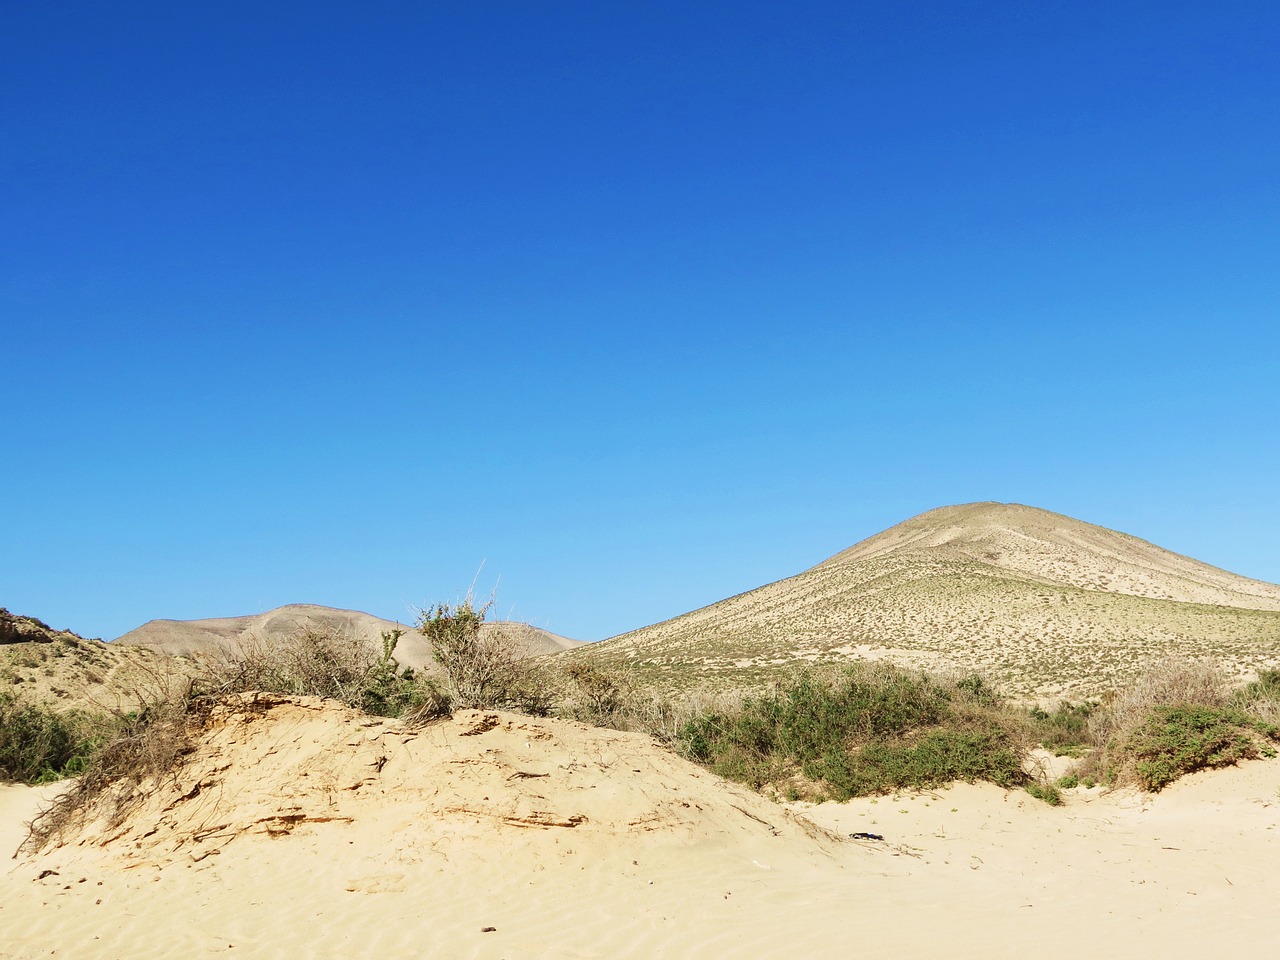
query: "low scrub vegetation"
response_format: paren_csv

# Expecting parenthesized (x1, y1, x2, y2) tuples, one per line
(1028, 701, 1096, 757)
(657, 659, 1280, 800)
(199, 626, 435, 718)
(1077, 661, 1280, 791)
(0, 693, 112, 784)
(194, 599, 556, 718)
(14, 598, 1280, 855)
(674, 665, 1031, 800)
(416, 599, 552, 715)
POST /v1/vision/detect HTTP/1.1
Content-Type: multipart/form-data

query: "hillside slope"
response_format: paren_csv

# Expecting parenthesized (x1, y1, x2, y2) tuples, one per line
(114, 603, 582, 670)
(584, 503, 1280, 699)
(1, 608, 176, 709)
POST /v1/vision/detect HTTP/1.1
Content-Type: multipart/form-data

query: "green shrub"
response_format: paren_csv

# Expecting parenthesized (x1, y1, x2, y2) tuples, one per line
(1075, 660, 1280, 791)
(1026, 781, 1063, 805)
(677, 665, 1029, 800)
(1126, 705, 1279, 792)
(0, 693, 111, 784)
(1029, 701, 1097, 756)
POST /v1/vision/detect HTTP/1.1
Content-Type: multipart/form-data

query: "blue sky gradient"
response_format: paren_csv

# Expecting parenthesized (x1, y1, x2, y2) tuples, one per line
(4, 2, 1278, 640)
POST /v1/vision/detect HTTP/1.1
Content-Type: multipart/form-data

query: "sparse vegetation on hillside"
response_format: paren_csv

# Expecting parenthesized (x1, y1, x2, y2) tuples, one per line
(17, 595, 1280, 855)
(578, 504, 1280, 701)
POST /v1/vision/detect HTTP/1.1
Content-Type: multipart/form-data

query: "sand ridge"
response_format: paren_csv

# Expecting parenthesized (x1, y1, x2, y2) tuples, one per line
(2, 696, 855, 959)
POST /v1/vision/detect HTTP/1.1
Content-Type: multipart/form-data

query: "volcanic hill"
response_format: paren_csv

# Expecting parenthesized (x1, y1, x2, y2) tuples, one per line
(581, 503, 1280, 699)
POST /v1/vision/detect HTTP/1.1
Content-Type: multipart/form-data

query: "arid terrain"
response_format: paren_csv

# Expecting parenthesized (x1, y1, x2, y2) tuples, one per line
(0, 610, 177, 711)
(583, 503, 1280, 699)
(2, 696, 1277, 959)
(4, 502, 1280, 958)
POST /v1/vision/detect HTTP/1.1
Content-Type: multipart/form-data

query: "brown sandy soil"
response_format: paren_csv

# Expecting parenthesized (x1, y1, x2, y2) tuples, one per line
(589, 503, 1280, 698)
(2, 696, 1277, 959)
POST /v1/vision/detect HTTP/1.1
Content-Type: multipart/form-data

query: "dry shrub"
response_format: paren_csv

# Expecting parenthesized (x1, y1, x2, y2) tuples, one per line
(23, 663, 205, 854)
(555, 661, 747, 740)
(415, 598, 552, 713)
(199, 628, 375, 698)
(1236, 668, 1280, 725)
(194, 627, 428, 718)
(1078, 658, 1279, 790)
(1085, 657, 1226, 764)
(1091, 657, 1229, 745)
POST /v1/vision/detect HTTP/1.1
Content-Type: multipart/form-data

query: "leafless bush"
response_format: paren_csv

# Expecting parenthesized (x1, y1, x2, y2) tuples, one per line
(193, 627, 426, 718)
(24, 662, 206, 854)
(198, 628, 375, 698)
(554, 660, 749, 740)
(1088, 657, 1228, 748)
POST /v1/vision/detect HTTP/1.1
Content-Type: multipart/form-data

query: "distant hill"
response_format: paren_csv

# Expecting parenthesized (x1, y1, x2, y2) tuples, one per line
(113, 603, 582, 671)
(581, 503, 1280, 699)
(1, 607, 173, 709)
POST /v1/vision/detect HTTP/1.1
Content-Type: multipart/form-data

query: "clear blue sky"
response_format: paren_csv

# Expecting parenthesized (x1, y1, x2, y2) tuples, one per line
(4, 1, 1278, 641)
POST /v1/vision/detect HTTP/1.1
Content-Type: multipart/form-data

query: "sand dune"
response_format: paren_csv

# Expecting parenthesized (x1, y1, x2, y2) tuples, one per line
(590, 503, 1280, 698)
(114, 602, 582, 670)
(2, 694, 1277, 959)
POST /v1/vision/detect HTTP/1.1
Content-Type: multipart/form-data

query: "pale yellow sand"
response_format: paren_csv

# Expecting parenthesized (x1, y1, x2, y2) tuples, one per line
(2, 698, 1277, 959)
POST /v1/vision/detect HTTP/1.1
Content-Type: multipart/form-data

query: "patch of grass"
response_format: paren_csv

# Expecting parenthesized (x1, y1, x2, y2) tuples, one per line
(677, 665, 1030, 800)
(1026, 781, 1063, 805)
(1029, 701, 1097, 756)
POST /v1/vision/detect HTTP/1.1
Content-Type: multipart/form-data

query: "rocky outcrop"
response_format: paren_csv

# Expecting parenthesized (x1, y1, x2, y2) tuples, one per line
(0, 609, 84, 645)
